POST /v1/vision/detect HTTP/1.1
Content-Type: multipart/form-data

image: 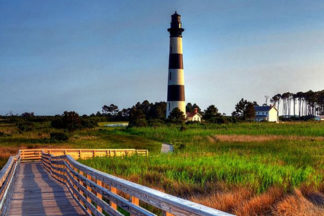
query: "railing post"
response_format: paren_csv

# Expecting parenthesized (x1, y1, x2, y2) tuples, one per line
(110, 186, 117, 210)
(96, 179, 103, 213)
(86, 174, 92, 214)
(130, 196, 139, 216)
(163, 212, 175, 216)
(78, 170, 85, 207)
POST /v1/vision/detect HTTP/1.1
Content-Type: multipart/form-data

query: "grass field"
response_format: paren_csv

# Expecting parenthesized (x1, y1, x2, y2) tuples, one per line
(80, 122, 324, 215)
(1, 120, 324, 215)
(0, 120, 160, 166)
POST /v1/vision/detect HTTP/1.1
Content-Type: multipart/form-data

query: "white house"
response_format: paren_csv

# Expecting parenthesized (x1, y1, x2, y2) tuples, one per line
(186, 108, 202, 122)
(255, 105, 278, 122)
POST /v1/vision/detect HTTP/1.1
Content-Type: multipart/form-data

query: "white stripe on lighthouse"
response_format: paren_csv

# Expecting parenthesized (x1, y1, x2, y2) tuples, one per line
(168, 69, 184, 85)
(170, 37, 183, 54)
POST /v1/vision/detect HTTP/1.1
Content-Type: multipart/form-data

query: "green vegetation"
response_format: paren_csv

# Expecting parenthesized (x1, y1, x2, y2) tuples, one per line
(81, 123, 324, 194)
(0, 118, 160, 167)
(1, 116, 324, 214)
(79, 122, 324, 214)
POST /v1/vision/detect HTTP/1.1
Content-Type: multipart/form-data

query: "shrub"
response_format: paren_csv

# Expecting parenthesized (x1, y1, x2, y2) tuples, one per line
(51, 111, 81, 131)
(129, 108, 147, 127)
(168, 108, 185, 124)
(148, 119, 165, 127)
(81, 118, 98, 128)
(51, 117, 64, 128)
(50, 132, 68, 141)
(16, 121, 34, 132)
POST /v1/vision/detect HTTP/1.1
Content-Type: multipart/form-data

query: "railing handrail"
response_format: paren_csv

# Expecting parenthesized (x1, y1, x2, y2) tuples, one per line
(64, 154, 233, 216)
(20, 148, 148, 151)
(0, 153, 20, 214)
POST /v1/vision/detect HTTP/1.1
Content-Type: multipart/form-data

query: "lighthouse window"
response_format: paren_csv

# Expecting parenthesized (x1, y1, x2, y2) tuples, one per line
(169, 72, 171, 80)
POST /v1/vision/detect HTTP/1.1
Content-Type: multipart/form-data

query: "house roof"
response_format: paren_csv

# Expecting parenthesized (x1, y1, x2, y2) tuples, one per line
(186, 112, 202, 118)
(254, 105, 272, 112)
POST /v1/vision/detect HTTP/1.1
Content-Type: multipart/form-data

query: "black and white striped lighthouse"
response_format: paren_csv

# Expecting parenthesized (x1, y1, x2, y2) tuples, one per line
(166, 12, 186, 118)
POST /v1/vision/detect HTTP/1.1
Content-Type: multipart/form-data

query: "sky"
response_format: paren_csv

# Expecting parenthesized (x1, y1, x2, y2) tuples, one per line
(1, 0, 324, 115)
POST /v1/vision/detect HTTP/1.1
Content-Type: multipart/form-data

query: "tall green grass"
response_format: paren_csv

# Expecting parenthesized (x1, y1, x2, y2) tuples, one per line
(80, 152, 322, 195)
(80, 122, 324, 197)
(120, 122, 324, 144)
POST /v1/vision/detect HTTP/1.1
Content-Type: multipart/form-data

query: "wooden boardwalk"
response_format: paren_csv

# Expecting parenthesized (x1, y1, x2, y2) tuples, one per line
(6, 162, 86, 216)
(0, 149, 232, 216)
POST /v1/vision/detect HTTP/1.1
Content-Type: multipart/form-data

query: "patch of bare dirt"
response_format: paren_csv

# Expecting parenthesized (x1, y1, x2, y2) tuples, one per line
(208, 134, 324, 142)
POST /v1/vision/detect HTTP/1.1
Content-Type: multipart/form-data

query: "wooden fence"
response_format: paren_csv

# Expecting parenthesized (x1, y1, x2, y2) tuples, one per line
(20, 149, 148, 161)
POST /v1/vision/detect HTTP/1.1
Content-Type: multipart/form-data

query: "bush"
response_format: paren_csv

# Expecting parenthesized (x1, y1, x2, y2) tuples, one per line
(167, 108, 185, 124)
(16, 121, 34, 132)
(81, 118, 98, 128)
(50, 132, 68, 141)
(51, 117, 64, 128)
(148, 119, 165, 127)
(179, 126, 186, 131)
(51, 111, 81, 131)
(51, 112, 98, 130)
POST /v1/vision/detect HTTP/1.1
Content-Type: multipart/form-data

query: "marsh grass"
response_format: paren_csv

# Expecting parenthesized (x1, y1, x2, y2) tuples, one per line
(80, 152, 322, 195)
(1, 120, 324, 214)
(80, 122, 324, 215)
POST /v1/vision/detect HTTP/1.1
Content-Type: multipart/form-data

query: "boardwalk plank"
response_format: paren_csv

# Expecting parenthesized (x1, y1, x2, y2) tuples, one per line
(6, 162, 86, 216)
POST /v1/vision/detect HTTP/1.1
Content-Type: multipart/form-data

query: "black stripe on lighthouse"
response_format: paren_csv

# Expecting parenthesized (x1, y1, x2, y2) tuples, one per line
(167, 85, 185, 101)
(169, 54, 183, 69)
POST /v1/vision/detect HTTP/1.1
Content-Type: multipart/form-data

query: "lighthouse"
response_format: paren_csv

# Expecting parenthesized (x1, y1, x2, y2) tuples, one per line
(166, 12, 186, 118)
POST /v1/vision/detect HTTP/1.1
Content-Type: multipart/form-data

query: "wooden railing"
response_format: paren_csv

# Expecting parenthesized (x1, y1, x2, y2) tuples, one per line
(20, 149, 148, 161)
(41, 152, 234, 216)
(0, 153, 20, 214)
(0, 149, 234, 216)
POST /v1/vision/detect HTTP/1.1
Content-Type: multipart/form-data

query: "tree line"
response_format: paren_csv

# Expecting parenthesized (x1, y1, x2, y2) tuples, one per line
(271, 90, 324, 117)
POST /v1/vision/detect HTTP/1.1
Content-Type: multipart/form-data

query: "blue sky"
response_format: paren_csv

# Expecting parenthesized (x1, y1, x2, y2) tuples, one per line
(1, 0, 324, 115)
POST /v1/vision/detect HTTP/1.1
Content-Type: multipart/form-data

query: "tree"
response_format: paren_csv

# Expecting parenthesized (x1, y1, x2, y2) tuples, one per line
(186, 103, 201, 113)
(232, 98, 255, 121)
(149, 102, 166, 120)
(21, 112, 34, 118)
(102, 104, 119, 116)
(203, 105, 220, 121)
(243, 103, 256, 120)
(128, 108, 147, 127)
(168, 108, 185, 123)
(186, 103, 193, 113)
(51, 111, 82, 131)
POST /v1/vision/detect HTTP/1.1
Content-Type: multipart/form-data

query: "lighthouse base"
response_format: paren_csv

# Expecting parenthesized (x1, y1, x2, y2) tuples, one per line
(166, 101, 186, 118)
